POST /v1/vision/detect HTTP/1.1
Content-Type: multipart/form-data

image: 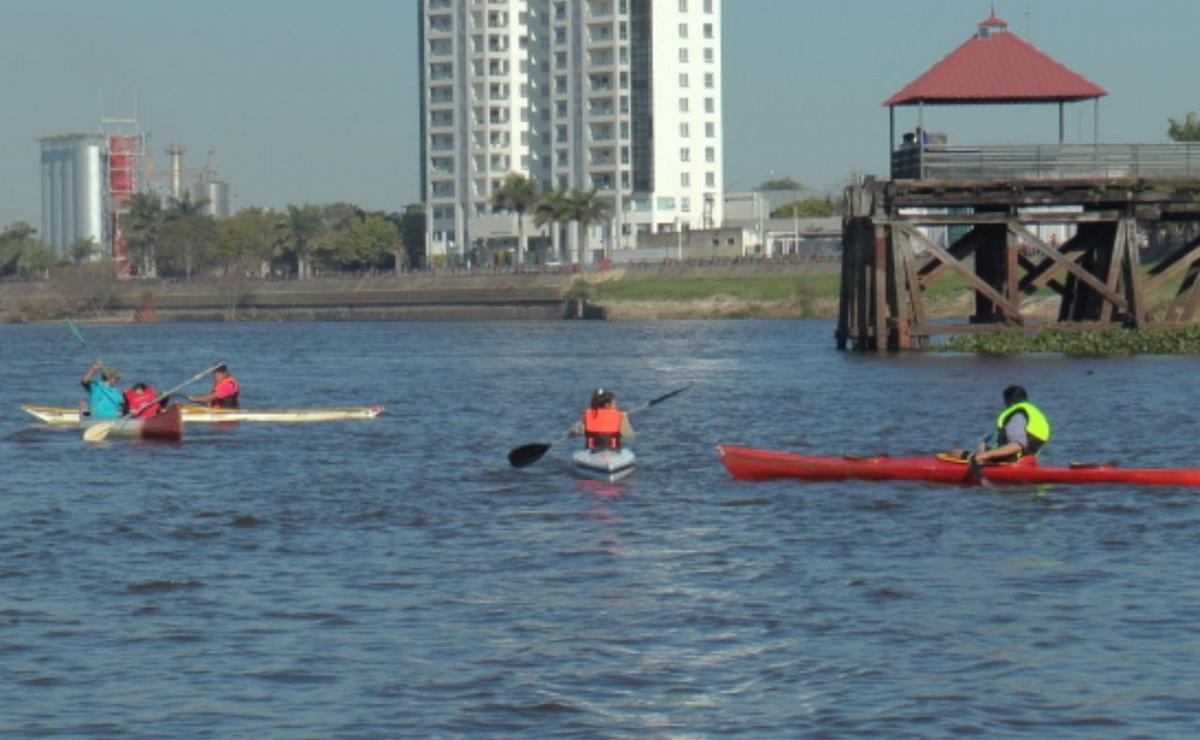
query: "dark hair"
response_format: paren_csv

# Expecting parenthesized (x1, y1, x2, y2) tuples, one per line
(215, 364, 229, 374)
(589, 388, 615, 409)
(133, 382, 148, 391)
(1003, 385, 1028, 405)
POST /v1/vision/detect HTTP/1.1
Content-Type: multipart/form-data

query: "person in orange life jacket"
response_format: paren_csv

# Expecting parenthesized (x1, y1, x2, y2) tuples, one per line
(187, 364, 240, 408)
(570, 388, 636, 449)
(122, 382, 163, 419)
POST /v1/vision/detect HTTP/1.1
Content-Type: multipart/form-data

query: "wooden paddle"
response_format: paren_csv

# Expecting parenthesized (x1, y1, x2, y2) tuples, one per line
(83, 362, 225, 443)
(507, 385, 691, 468)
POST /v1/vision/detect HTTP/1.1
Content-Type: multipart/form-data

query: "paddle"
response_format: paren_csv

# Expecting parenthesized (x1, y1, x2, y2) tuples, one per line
(83, 362, 225, 442)
(966, 433, 993, 485)
(507, 385, 691, 468)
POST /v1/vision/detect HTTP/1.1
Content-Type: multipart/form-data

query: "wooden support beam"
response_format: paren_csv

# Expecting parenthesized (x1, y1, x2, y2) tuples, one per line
(918, 227, 988, 286)
(900, 234, 927, 346)
(899, 224, 1024, 322)
(1144, 233, 1200, 294)
(1009, 223, 1127, 311)
(1098, 222, 1126, 324)
(887, 210, 1121, 226)
(873, 225, 888, 351)
(1121, 220, 1147, 328)
(910, 320, 1128, 337)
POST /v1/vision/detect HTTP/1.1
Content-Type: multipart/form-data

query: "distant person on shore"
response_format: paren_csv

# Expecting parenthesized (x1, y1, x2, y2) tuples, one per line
(970, 385, 1051, 464)
(900, 132, 917, 150)
(571, 388, 635, 450)
(80, 361, 123, 419)
(187, 363, 240, 408)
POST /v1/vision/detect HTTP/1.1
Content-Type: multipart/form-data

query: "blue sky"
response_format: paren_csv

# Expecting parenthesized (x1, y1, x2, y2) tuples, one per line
(0, 0, 1195, 228)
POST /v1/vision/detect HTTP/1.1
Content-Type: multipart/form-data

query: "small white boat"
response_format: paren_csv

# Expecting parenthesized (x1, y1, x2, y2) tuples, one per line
(572, 447, 636, 481)
(23, 404, 385, 425)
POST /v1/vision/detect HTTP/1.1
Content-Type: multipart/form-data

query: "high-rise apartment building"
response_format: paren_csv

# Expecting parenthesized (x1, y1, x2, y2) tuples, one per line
(419, 0, 723, 265)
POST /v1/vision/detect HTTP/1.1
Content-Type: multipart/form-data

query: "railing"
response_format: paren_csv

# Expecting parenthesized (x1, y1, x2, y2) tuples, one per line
(891, 143, 1200, 180)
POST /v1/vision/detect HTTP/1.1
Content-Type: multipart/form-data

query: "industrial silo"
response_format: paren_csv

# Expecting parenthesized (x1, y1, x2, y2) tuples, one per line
(190, 179, 232, 218)
(39, 134, 105, 257)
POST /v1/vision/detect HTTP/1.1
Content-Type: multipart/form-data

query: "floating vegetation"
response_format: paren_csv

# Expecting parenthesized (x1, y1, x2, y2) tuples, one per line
(933, 325, 1200, 356)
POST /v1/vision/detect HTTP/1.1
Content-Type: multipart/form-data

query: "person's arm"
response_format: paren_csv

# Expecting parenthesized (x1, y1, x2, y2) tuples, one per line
(81, 361, 103, 388)
(620, 413, 636, 442)
(974, 441, 1021, 463)
(976, 414, 1028, 462)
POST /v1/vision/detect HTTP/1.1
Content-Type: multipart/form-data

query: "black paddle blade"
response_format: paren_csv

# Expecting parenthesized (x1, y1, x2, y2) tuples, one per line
(646, 385, 691, 407)
(508, 442, 552, 468)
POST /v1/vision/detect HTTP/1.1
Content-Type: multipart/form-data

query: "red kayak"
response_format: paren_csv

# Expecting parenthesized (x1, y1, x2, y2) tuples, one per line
(81, 405, 183, 442)
(716, 444, 1200, 487)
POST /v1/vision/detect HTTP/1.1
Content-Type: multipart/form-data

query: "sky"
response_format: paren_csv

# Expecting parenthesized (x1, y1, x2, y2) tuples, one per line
(1, 0, 1197, 228)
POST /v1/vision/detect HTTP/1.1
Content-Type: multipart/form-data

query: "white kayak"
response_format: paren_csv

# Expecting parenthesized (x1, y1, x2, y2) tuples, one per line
(23, 404, 385, 425)
(572, 447, 636, 482)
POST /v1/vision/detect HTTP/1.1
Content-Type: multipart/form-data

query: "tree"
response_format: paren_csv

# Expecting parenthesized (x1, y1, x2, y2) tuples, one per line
(1168, 112, 1200, 142)
(772, 196, 839, 218)
(534, 189, 572, 263)
(324, 212, 403, 270)
(0, 222, 53, 278)
(68, 237, 101, 264)
(389, 204, 426, 269)
(564, 189, 609, 264)
(280, 204, 325, 279)
(125, 192, 165, 277)
(756, 176, 804, 191)
(491, 172, 538, 266)
(214, 208, 279, 276)
(158, 192, 216, 278)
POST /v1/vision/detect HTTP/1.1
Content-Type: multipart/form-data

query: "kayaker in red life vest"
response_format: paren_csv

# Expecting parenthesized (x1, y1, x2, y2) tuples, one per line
(570, 388, 636, 449)
(122, 382, 162, 419)
(972, 385, 1051, 464)
(187, 364, 240, 408)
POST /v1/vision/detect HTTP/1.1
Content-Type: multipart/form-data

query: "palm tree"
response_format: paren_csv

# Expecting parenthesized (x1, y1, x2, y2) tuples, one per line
(162, 192, 214, 279)
(533, 189, 571, 264)
(281, 204, 324, 279)
(125, 192, 164, 277)
(491, 172, 538, 266)
(565, 189, 609, 265)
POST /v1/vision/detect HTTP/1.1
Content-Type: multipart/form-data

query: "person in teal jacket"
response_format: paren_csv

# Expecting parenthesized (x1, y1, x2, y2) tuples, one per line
(81, 361, 124, 419)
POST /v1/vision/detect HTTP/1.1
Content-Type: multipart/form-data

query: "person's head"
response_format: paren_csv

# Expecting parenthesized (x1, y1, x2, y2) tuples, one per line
(589, 388, 615, 409)
(1003, 385, 1028, 406)
(214, 363, 229, 379)
(103, 367, 121, 385)
(132, 382, 148, 391)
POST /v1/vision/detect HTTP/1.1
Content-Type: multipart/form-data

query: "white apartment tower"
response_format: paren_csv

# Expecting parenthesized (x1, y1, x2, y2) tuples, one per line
(419, 0, 724, 265)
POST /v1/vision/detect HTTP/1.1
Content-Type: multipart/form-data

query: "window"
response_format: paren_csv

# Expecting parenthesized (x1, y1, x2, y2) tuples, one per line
(703, 0, 712, 11)
(681, 172, 690, 187)
(705, 121, 715, 137)
(681, 196, 691, 212)
(704, 47, 714, 62)
(680, 122, 689, 137)
(703, 23, 713, 39)
(657, 196, 676, 210)
(705, 146, 715, 162)
(679, 48, 689, 63)
(678, 0, 687, 10)
(678, 23, 687, 38)
(704, 72, 714, 89)
(704, 97, 714, 113)
(679, 97, 689, 112)
(680, 147, 690, 162)
(705, 171, 715, 187)
(679, 73, 689, 87)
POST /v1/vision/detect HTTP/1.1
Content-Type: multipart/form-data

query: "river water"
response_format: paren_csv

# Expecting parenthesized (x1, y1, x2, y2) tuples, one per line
(3, 319, 1200, 736)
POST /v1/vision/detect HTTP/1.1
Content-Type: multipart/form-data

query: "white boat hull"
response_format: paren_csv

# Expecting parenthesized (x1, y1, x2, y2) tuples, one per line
(23, 404, 384, 425)
(572, 448, 636, 482)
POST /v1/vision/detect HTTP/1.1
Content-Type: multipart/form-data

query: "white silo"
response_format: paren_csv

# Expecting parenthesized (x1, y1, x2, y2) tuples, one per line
(39, 134, 106, 257)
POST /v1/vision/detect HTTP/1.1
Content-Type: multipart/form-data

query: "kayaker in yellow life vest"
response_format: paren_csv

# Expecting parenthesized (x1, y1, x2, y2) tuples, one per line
(570, 388, 636, 449)
(973, 385, 1051, 464)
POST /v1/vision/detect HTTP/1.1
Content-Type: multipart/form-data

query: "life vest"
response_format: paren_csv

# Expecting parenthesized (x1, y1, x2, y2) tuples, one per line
(212, 376, 240, 408)
(996, 401, 1051, 456)
(583, 407, 623, 449)
(123, 386, 161, 419)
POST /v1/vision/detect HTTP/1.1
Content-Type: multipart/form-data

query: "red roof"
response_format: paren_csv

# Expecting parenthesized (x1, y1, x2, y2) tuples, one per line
(884, 18, 1106, 106)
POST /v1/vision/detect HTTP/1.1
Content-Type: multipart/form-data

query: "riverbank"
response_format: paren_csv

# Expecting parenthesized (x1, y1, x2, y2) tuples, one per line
(0, 259, 1094, 324)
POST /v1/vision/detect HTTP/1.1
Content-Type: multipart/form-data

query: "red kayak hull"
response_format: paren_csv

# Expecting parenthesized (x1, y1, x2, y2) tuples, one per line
(716, 444, 1200, 487)
(82, 404, 183, 441)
